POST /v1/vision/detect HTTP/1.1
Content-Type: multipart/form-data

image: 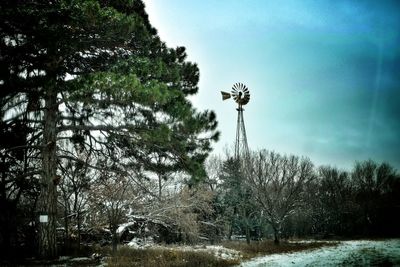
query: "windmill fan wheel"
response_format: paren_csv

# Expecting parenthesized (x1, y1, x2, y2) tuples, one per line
(231, 82, 250, 105)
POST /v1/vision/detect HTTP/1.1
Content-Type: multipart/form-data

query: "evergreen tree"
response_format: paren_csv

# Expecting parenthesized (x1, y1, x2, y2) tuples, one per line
(219, 157, 255, 243)
(1, 0, 218, 258)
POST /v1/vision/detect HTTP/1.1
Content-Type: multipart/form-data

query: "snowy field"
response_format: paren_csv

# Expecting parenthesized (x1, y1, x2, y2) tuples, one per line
(240, 239, 400, 267)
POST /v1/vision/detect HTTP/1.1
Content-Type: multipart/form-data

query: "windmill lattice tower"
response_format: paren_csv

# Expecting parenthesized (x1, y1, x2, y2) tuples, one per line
(221, 83, 250, 160)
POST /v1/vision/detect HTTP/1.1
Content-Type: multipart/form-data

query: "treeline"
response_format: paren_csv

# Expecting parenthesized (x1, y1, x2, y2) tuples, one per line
(3, 145, 399, 260)
(207, 151, 400, 244)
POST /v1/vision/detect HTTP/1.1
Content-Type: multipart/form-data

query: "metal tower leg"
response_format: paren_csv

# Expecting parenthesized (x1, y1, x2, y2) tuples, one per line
(234, 105, 249, 160)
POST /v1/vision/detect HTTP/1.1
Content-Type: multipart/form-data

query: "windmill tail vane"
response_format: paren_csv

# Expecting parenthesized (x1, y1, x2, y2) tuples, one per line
(221, 91, 231, 100)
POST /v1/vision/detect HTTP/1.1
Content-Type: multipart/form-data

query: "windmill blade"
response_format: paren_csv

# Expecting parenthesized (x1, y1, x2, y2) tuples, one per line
(221, 91, 231, 100)
(231, 82, 250, 105)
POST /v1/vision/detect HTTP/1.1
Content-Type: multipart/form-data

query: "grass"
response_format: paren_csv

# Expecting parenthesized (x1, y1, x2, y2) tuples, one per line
(222, 239, 338, 259)
(105, 240, 338, 266)
(106, 246, 240, 267)
(8, 240, 337, 266)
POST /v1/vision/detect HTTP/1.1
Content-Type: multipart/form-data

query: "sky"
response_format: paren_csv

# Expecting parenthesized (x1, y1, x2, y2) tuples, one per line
(143, 0, 400, 170)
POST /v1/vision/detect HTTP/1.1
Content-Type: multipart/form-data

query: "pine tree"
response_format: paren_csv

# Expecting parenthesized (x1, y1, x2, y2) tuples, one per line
(1, 0, 218, 258)
(219, 157, 255, 243)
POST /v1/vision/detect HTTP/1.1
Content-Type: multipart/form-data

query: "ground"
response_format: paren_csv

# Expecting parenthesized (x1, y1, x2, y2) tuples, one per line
(8, 239, 399, 266)
(240, 239, 400, 267)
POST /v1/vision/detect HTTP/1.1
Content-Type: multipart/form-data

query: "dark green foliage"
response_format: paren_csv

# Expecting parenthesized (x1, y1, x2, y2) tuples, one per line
(218, 157, 258, 243)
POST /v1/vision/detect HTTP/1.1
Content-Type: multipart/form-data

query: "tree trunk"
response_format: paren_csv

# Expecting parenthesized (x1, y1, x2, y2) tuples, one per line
(64, 206, 69, 253)
(244, 212, 251, 244)
(111, 227, 118, 254)
(245, 223, 251, 244)
(77, 211, 81, 251)
(37, 87, 58, 259)
(158, 174, 162, 199)
(274, 232, 279, 244)
(273, 225, 280, 245)
(228, 220, 233, 240)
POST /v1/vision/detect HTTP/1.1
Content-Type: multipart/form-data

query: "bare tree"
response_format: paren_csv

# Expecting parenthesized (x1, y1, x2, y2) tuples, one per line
(136, 179, 214, 244)
(204, 154, 223, 191)
(317, 166, 353, 235)
(245, 150, 314, 243)
(88, 165, 132, 253)
(351, 160, 397, 235)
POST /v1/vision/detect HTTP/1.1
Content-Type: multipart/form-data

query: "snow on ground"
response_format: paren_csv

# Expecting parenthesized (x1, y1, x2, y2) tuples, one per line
(127, 237, 155, 249)
(240, 239, 400, 267)
(116, 222, 135, 234)
(179, 245, 242, 260)
(159, 244, 242, 260)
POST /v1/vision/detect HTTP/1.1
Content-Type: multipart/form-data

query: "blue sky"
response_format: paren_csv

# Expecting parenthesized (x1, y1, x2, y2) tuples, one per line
(144, 0, 400, 170)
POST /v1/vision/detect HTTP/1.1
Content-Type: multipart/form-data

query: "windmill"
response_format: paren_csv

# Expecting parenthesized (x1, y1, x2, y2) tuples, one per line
(221, 82, 250, 160)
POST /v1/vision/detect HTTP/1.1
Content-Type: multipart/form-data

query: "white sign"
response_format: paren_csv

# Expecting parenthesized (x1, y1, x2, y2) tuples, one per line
(39, 215, 48, 223)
